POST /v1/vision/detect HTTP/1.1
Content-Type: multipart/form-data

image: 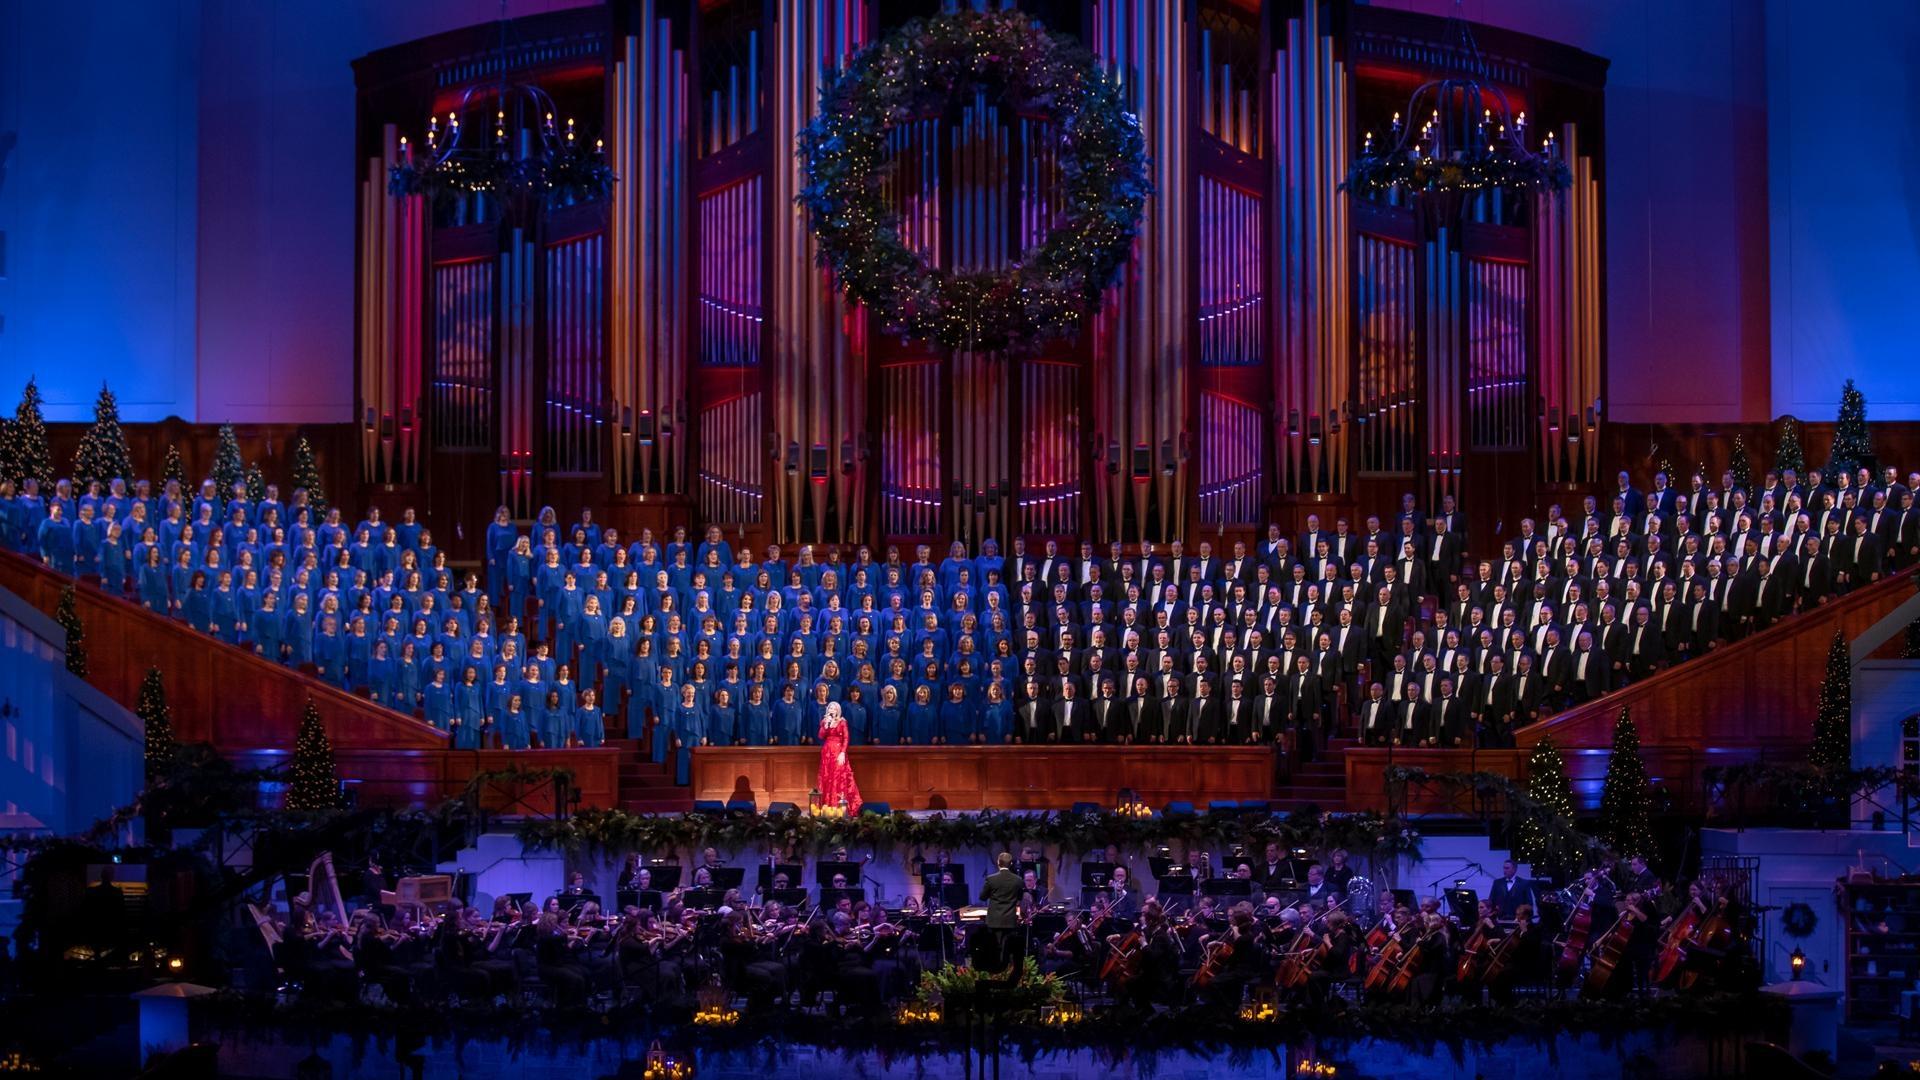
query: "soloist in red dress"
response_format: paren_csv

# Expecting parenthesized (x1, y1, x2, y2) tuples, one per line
(818, 715, 863, 814)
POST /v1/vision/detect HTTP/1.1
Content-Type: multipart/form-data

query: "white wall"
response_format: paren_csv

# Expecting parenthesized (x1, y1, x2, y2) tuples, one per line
(1765, 0, 1920, 422)
(0, 0, 203, 421)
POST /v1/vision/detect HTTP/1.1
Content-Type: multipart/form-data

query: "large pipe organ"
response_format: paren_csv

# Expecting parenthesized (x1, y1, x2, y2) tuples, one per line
(353, 0, 1607, 556)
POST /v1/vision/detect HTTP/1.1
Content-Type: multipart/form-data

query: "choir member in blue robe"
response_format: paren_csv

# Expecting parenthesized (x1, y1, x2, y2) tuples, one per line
(183, 570, 214, 634)
(37, 502, 74, 574)
(137, 545, 170, 613)
(870, 684, 904, 745)
(574, 688, 606, 748)
(538, 689, 568, 749)
(344, 616, 373, 685)
(938, 682, 975, 745)
(709, 686, 739, 745)
(498, 694, 532, 750)
(648, 668, 679, 762)
(741, 683, 772, 745)
(211, 572, 242, 643)
(601, 616, 635, 716)
(453, 666, 485, 748)
(506, 535, 535, 623)
(394, 641, 422, 711)
(71, 503, 101, 579)
(313, 614, 348, 686)
(421, 665, 454, 731)
(841, 684, 871, 745)
(906, 684, 939, 746)
(981, 682, 1014, 744)
(771, 683, 804, 746)
(282, 594, 315, 666)
(484, 506, 517, 604)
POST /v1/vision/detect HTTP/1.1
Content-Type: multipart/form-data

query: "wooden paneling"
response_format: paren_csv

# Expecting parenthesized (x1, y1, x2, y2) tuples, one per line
(0, 549, 622, 811)
(691, 746, 1276, 811)
(44, 421, 359, 519)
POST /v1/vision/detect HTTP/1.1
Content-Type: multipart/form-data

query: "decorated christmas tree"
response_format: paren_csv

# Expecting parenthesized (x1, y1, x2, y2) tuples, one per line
(287, 699, 342, 812)
(1905, 618, 1920, 661)
(161, 443, 186, 486)
(211, 424, 244, 498)
(1597, 707, 1654, 857)
(1810, 630, 1853, 775)
(9, 377, 51, 489)
(1728, 434, 1753, 493)
(137, 667, 179, 782)
(54, 585, 86, 678)
(1775, 415, 1807, 475)
(1517, 736, 1575, 871)
(72, 382, 134, 489)
(1828, 379, 1874, 477)
(244, 461, 266, 505)
(289, 436, 328, 515)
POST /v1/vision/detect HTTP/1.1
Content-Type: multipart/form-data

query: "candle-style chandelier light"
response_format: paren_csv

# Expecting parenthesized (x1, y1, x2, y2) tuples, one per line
(1341, 11, 1568, 205)
(387, 1, 614, 209)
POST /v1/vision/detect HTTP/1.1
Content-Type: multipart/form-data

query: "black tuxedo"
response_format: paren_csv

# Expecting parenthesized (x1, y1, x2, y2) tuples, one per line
(1488, 874, 1537, 919)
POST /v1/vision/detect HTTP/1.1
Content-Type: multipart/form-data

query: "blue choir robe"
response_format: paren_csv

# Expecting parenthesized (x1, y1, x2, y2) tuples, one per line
(184, 587, 214, 634)
(741, 699, 772, 745)
(421, 679, 454, 730)
(345, 631, 373, 684)
(981, 701, 1014, 744)
(939, 696, 975, 743)
(498, 704, 531, 749)
(707, 697, 739, 744)
(842, 699, 871, 745)
(906, 700, 939, 745)
(37, 517, 73, 574)
(484, 521, 519, 602)
(870, 702, 903, 744)
(313, 628, 347, 683)
(574, 704, 605, 748)
(772, 698, 805, 745)
(282, 611, 315, 665)
(672, 699, 705, 748)
(453, 683, 486, 748)
(71, 519, 100, 577)
(393, 655, 422, 711)
(537, 697, 569, 749)
(138, 561, 171, 612)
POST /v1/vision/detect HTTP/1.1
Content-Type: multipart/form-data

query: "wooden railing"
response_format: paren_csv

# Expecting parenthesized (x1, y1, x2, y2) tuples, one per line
(1346, 565, 1920, 814)
(0, 549, 622, 811)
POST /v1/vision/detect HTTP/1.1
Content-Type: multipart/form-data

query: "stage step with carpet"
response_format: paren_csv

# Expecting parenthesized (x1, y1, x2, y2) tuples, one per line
(1270, 736, 1354, 813)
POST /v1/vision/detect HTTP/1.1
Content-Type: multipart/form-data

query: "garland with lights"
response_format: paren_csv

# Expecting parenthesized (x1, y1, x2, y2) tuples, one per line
(797, 9, 1149, 351)
(519, 805, 1416, 861)
(1342, 149, 1569, 198)
(388, 137, 615, 206)
(54, 584, 86, 677)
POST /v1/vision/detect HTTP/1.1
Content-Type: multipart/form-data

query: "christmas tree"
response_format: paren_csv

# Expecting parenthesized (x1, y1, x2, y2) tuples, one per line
(211, 424, 244, 499)
(1810, 630, 1852, 774)
(9, 377, 51, 489)
(1905, 618, 1920, 661)
(1775, 415, 1807, 475)
(137, 667, 179, 782)
(1828, 379, 1875, 477)
(54, 585, 86, 678)
(1517, 736, 1575, 872)
(161, 443, 186, 486)
(72, 382, 135, 489)
(287, 699, 342, 812)
(1597, 707, 1654, 857)
(1728, 434, 1753, 493)
(289, 436, 328, 516)
(245, 461, 266, 505)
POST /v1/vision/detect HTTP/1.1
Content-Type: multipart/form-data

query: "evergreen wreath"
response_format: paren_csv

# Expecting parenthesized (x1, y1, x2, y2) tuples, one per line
(797, 10, 1149, 351)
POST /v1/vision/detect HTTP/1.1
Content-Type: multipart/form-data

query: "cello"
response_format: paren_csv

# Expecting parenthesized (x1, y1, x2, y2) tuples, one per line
(1676, 896, 1733, 990)
(1653, 890, 1706, 985)
(1580, 902, 1644, 998)
(1384, 917, 1436, 996)
(1553, 873, 1603, 977)
(1456, 917, 1495, 983)
(1362, 922, 1409, 993)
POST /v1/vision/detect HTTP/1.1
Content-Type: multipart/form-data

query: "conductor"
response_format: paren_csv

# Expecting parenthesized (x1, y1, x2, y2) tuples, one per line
(979, 851, 1024, 974)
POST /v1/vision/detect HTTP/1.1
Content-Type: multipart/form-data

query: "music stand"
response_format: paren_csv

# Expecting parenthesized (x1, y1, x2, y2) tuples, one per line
(682, 888, 725, 910)
(1156, 874, 1195, 915)
(816, 861, 863, 886)
(504, 892, 533, 909)
(1018, 860, 1049, 887)
(709, 867, 746, 891)
(1079, 861, 1117, 888)
(557, 891, 600, 913)
(1147, 856, 1176, 880)
(646, 863, 683, 891)
(1201, 879, 1252, 898)
(1444, 887, 1478, 924)
(819, 887, 865, 908)
(932, 883, 971, 910)
(920, 862, 966, 885)
(768, 888, 809, 907)
(757, 862, 805, 892)
(634, 889, 664, 912)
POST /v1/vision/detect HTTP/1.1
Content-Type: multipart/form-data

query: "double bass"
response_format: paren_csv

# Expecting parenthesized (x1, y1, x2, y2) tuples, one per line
(1554, 875, 1603, 976)
(1676, 897, 1734, 990)
(1653, 896, 1705, 985)
(1455, 919, 1494, 983)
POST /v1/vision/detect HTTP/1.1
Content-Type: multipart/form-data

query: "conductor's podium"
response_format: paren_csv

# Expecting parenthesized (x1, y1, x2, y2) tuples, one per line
(690, 745, 1277, 812)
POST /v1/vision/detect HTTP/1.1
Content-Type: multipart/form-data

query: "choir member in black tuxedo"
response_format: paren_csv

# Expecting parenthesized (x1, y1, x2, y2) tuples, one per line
(1431, 679, 1470, 748)
(1797, 535, 1834, 607)
(1359, 682, 1391, 747)
(1285, 654, 1324, 761)
(1181, 678, 1223, 744)
(1473, 654, 1511, 748)
(1254, 675, 1287, 744)
(1126, 675, 1166, 743)
(1569, 631, 1612, 703)
(1091, 678, 1128, 743)
(1052, 680, 1090, 744)
(1839, 514, 1883, 590)
(1488, 859, 1537, 918)
(1395, 681, 1431, 747)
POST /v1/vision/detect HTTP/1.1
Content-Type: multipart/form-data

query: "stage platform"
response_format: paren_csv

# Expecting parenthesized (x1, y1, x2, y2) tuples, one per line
(690, 745, 1277, 812)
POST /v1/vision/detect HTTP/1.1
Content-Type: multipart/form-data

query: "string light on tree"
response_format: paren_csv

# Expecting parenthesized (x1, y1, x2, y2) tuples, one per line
(287, 699, 343, 813)
(137, 667, 179, 782)
(1829, 378, 1875, 477)
(1810, 630, 1852, 776)
(72, 382, 134, 489)
(1774, 415, 1807, 475)
(1597, 707, 1654, 858)
(1517, 736, 1575, 873)
(54, 585, 87, 679)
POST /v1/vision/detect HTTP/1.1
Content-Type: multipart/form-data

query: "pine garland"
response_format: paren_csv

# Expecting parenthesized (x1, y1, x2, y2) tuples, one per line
(211, 424, 244, 499)
(72, 382, 135, 488)
(1727, 434, 1752, 493)
(54, 584, 87, 678)
(1810, 630, 1852, 774)
(289, 436, 328, 516)
(1516, 737, 1575, 871)
(161, 443, 186, 486)
(1597, 707, 1654, 858)
(138, 666, 179, 781)
(1829, 378, 1874, 477)
(1775, 415, 1807, 475)
(9, 377, 51, 489)
(287, 699, 343, 812)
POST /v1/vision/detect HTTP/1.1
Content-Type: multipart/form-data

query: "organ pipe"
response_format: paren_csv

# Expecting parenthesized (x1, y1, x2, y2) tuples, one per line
(358, 123, 424, 486)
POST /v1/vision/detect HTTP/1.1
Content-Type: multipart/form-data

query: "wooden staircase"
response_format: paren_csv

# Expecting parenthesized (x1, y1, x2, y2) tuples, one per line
(605, 712, 691, 815)
(1271, 736, 1355, 813)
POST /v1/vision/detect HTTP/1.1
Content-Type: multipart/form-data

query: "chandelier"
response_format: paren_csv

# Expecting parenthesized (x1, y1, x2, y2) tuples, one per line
(1341, 13, 1568, 204)
(387, 3, 615, 208)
